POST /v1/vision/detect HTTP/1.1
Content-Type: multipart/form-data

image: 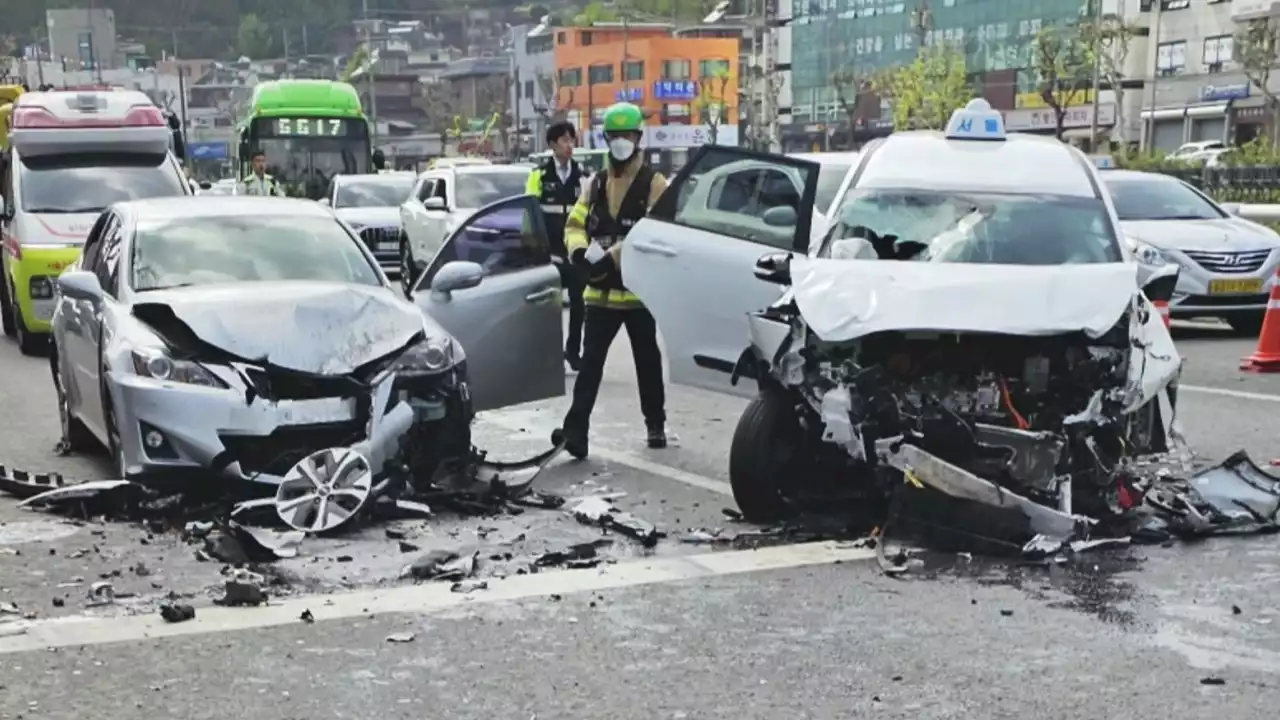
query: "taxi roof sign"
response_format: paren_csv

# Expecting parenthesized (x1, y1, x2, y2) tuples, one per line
(945, 98, 1006, 141)
(1089, 154, 1115, 169)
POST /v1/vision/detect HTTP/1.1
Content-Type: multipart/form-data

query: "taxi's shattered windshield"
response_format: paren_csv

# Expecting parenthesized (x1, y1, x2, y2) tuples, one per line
(823, 189, 1121, 265)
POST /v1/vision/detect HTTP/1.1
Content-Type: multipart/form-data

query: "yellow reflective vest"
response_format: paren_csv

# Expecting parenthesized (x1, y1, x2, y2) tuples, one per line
(564, 158, 668, 309)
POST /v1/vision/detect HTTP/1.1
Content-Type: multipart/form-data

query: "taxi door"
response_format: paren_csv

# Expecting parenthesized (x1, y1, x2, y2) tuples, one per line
(411, 195, 565, 412)
(621, 145, 821, 399)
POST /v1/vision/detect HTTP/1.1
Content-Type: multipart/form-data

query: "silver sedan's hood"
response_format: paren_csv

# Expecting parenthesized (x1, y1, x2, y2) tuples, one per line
(335, 207, 402, 228)
(132, 281, 427, 375)
(1121, 217, 1280, 252)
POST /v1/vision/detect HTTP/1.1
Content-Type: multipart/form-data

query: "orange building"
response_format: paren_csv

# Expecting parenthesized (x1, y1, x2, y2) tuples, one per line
(552, 23, 739, 137)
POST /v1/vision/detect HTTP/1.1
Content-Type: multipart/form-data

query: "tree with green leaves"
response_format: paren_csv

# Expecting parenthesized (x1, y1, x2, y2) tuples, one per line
(831, 67, 871, 150)
(694, 67, 733, 143)
(873, 43, 970, 131)
(1032, 24, 1093, 140)
(236, 14, 274, 59)
(1235, 18, 1280, 144)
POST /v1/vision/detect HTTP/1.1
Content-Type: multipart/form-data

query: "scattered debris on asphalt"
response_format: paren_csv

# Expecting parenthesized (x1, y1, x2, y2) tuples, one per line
(159, 603, 196, 623)
(87, 582, 115, 606)
(568, 496, 664, 548)
(300, 609, 315, 623)
(385, 632, 416, 643)
(451, 579, 488, 593)
(214, 570, 268, 607)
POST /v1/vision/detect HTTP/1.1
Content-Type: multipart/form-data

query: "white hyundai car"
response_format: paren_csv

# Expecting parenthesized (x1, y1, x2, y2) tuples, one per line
(621, 100, 1183, 529)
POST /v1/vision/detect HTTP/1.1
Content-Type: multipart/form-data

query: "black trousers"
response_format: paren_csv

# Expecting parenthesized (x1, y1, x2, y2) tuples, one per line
(563, 305, 666, 438)
(559, 263, 585, 359)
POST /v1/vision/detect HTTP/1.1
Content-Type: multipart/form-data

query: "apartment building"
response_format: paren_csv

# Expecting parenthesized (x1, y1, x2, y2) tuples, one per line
(553, 23, 740, 145)
(509, 24, 559, 152)
(1138, 0, 1268, 150)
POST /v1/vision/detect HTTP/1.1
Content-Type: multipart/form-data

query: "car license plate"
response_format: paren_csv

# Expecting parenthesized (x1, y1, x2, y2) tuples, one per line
(1209, 278, 1263, 295)
(378, 241, 398, 252)
(275, 398, 356, 425)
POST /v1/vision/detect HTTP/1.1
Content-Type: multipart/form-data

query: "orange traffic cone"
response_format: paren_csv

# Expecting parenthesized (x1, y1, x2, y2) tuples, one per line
(1152, 299, 1171, 329)
(1240, 279, 1280, 373)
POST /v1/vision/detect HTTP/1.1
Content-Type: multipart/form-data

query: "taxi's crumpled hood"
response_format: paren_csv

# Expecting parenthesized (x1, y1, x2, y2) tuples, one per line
(132, 282, 430, 375)
(789, 258, 1140, 342)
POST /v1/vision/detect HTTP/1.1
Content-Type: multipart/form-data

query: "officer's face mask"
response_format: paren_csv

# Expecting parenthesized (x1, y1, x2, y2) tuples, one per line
(608, 137, 636, 163)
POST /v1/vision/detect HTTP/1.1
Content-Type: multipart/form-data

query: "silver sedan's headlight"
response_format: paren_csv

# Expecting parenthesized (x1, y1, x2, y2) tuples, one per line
(389, 336, 460, 375)
(131, 347, 225, 387)
(1129, 238, 1169, 266)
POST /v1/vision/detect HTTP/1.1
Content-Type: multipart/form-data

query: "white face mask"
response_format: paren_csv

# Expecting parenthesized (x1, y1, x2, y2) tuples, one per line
(609, 138, 636, 162)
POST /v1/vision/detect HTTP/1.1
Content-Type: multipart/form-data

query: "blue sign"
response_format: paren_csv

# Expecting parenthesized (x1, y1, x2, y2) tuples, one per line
(1200, 83, 1250, 102)
(653, 80, 698, 101)
(615, 87, 643, 102)
(188, 142, 229, 160)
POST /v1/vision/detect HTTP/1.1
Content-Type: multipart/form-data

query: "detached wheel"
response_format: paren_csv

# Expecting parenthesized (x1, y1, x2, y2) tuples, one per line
(729, 389, 808, 522)
(399, 240, 417, 296)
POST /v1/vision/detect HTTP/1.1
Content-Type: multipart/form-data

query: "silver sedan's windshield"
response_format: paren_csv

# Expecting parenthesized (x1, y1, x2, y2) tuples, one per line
(821, 190, 1122, 265)
(131, 215, 382, 291)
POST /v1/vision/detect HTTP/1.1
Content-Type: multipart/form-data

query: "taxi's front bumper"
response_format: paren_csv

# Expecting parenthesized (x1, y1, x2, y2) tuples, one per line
(7, 246, 80, 333)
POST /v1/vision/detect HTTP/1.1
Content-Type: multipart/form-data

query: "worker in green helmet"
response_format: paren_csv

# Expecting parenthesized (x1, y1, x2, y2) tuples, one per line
(551, 101, 669, 459)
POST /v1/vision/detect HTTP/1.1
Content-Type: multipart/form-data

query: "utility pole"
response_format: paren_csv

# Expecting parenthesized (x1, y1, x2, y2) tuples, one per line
(35, 25, 45, 88)
(363, 0, 379, 145)
(1141, 0, 1162, 151)
(1087, 0, 1104, 152)
(85, 0, 102, 83)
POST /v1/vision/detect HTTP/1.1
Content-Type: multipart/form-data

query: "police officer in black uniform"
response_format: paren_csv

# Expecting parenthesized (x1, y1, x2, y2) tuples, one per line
(525, 121, 586, 371)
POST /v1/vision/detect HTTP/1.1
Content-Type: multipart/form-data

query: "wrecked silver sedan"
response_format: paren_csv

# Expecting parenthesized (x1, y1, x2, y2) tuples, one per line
(49, 195, 567, 531)
(622, 104, 1184, 532)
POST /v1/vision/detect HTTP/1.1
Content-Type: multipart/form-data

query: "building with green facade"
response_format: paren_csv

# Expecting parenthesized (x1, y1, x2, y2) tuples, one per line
(786, 0, 1090, 127)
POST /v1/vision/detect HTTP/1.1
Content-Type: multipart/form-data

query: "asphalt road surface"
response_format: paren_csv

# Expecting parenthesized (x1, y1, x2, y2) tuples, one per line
(2, 318, 1280, 718)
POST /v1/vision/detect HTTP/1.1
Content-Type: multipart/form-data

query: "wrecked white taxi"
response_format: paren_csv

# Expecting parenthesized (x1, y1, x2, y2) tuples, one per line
(49, 195, 567, 531)
(623, 100, 1183, 531)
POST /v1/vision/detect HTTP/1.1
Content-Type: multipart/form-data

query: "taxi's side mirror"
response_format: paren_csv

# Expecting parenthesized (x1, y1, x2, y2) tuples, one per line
(754, 252, 791, 285)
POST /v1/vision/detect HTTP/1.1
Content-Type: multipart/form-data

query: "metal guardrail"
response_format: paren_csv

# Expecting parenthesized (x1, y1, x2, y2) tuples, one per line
(1150, 165, 1280, 203)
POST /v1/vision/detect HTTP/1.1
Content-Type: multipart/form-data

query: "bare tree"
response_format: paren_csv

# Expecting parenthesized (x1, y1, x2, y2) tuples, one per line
(693, 67, 732, 144)
(831, 68, 871, 150)
(423, 81, 460, 151)
(1236, 18, 1280, 143)
(533, 72, 573, 121)
(1078, 12, 1139, 145)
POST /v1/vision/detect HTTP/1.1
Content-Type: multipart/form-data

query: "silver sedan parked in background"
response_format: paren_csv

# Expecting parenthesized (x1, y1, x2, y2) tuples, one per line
(322, 172, 417, 276)
(399, 163, 533, 294)
(1103, 169, 1280, 333)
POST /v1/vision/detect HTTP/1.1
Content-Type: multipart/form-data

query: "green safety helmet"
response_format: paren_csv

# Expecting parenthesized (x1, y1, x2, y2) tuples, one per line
(602, 102, 644, 133)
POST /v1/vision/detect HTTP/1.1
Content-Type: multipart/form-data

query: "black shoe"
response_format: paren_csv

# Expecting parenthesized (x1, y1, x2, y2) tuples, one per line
(564, 350, 580, 373)
(646, 424, 668, 449)
(552, 427, 589, 459)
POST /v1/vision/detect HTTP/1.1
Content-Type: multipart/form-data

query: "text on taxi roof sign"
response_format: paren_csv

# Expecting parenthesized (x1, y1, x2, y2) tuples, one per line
(945, 99, 1006, 141)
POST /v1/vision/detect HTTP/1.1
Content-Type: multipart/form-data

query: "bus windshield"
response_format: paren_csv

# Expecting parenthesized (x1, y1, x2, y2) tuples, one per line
(248, 116, 370, 199)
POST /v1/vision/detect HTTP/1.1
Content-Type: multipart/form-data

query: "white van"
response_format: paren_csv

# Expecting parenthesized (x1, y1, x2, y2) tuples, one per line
(0, 90, 192, 354)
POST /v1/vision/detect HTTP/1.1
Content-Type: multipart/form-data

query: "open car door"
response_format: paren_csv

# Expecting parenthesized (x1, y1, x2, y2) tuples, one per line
(622, 146, 820, 398)
(412, 195, 565, 412)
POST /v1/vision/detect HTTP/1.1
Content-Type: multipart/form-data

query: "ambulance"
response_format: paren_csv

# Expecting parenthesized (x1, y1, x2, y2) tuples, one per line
(0, 90, 192, 354)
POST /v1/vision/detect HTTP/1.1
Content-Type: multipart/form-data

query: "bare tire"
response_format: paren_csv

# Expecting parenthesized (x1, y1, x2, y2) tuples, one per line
(728, 389, 807, 523)
(0, 273, 14, 336)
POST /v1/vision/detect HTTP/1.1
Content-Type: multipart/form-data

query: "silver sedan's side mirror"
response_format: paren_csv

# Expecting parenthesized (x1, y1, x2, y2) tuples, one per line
(58, 270, 103, 301)
(431, 261, 484, 298)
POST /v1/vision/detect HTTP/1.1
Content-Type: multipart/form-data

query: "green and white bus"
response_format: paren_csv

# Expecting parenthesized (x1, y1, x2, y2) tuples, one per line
(237, 79, 372, 199)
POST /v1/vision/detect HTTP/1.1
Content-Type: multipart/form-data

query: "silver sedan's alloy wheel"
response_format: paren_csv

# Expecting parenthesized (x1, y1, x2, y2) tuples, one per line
(275, 447, 373, 533)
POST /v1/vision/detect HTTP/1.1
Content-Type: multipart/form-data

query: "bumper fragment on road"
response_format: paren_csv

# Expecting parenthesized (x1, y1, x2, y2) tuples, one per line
(0, 540, 877, 654)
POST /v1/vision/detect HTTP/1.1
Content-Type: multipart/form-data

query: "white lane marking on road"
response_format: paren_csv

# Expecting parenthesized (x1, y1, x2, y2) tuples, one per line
(480, 411, 735, 497)
(1181, 384, 1280, 404)
(0, 540, 875, 654)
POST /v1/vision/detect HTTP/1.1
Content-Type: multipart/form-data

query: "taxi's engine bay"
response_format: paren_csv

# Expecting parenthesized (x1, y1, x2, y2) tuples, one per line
(750, 305, 1158, 522)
